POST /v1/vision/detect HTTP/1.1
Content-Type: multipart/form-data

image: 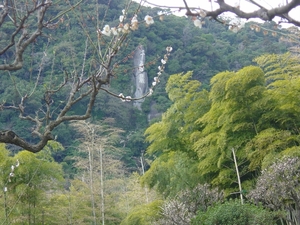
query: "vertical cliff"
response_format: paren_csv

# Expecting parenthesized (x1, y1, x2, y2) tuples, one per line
(133, 45, 148, 110)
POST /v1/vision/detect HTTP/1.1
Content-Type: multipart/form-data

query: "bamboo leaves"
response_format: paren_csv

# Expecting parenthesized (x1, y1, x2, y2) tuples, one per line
(144, 53, 300, 195)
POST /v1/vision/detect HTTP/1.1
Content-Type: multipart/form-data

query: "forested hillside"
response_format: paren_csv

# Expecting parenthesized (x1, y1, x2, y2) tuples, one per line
(0, 0, 299, 224)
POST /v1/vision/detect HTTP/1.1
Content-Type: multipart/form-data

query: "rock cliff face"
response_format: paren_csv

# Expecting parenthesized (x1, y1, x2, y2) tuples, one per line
(133, 45, 148, 110)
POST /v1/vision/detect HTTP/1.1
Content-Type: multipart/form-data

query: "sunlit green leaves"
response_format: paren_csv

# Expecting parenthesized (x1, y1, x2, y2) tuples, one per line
(120, 200, 163, 225)
(144, 54, 300, 197)
(254, 52, 300, 83)
(142, 151, 201, 197)
(0, 144, 64, 224)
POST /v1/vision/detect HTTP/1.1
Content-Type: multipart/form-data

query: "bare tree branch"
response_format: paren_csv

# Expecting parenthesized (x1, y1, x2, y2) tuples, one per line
(145, 0, 300, 27)
(189, 0, 300, 26)
(0, 1, 51, 70)
(0, 1, 171, 153)
(0, 0, 82, 71)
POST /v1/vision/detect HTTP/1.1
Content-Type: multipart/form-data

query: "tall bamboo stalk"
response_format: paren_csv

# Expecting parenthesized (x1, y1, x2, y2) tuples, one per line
(232, 148, 243, 205)
(99, 145, 105, 225)
(88, 128, 97, 224)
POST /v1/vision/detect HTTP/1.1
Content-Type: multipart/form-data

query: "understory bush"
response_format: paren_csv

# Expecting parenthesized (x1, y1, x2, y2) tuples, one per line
(192, 200, 276, 225)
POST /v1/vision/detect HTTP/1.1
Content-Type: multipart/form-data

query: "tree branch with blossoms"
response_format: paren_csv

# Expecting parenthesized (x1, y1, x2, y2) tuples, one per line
(0, 2, 172, 153)
(117, 46, 172, 102)
(144, 0, 300, 28)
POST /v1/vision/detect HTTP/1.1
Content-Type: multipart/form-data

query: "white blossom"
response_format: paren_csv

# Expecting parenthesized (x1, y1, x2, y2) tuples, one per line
(229, 25, 239, 33)
(117, 27, 123, 33)
(11, 165, 14, 171)
(161, 59, 167, 64)
(131, 14, 139, 30)
(125, 96, 132, 102)
(4, 187, 7, 192)
(157, 11, 164, 21)
(123, 23, 130, 33)
(102, 25, 111, 36)
(145, 15, 154, 25)
(228, 18, 245, 33)
(111, 27, 118, 36)
(194, 19, 203, 28)
(131, 14, 138, 24)
(131, 23, 138, 30)
(119, 15, 124, 23)
(119, 93, 126, 102)
(16, 159, 20, 167)
(148, 88, 153, 96)
(152, 81, 157, 86)
(238, 20, 245, 29)
(166, 46, 173, 52)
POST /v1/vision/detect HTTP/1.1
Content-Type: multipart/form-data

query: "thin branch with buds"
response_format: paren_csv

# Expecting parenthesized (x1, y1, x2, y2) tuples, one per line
(144, 0, 300, 27)
(0, 2, 172, 152)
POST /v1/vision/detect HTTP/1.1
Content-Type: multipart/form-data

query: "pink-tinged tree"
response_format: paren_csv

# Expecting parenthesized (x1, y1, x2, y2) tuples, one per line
(248, 157, 300, 224)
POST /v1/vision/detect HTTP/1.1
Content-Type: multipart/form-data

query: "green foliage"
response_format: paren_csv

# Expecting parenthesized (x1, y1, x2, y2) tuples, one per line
(0, 144, 64, 224)
(120, 200, 163, 225)
(43, 179, 96, 224)
(144, 53, 300, 199)
(192, 200, 276, 225)
(193, 66, 266, 190)
(245, 128, 300, 170)
(141, 151, 202, 197)
(143, 72, 209, 196)
(254, 52, 300, 82)
(145, 72, 209, 156)
(0, 0, 289, 151)
(0, 0, 296, 222)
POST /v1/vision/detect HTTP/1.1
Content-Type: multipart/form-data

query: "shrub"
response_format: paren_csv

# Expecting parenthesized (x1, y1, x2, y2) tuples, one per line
(192, 200, 276, 225)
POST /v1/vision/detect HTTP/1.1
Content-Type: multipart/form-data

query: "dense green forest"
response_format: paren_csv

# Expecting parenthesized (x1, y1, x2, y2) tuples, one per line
(1, 0, 300, 224)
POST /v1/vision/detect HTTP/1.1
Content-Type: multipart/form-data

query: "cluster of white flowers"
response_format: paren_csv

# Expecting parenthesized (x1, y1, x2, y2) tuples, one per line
(194, 19, 205, 29)
(228, 18, 245, 33)
(97, 9, 173, 102)
(118, 93, 132, 102)
(249, 24, 278, 37)
(191, 7, 247, 33)
(98, 9, 155, 37)
(8, 159, 19, 182)
(192, 9, 207, 29)
(148, 46, 173, 96)
(131, 14, 139, 30)
(117, 46, 172, 102)
(5, 159, 20, 192)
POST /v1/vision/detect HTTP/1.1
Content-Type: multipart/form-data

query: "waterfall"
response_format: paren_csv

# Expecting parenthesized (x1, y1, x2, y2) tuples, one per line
(133, 45, 148, 110)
